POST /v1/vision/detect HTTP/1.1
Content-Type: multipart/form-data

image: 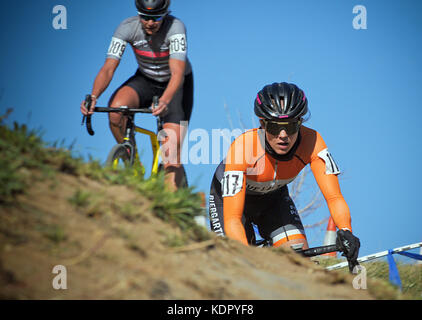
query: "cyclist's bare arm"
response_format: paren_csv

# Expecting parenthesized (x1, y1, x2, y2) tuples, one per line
(92, 58, 120, 100)
(80, 58, 120, 115)
(152, 58, 185, 116)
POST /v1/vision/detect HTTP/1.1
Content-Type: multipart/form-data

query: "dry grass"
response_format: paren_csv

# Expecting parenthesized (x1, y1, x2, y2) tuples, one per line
(317, 257, 422, 299)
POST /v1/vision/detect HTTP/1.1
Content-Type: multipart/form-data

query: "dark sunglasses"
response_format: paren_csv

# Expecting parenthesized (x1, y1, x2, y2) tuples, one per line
(264, 120, 302, 136)
(138, 12, 168, 22)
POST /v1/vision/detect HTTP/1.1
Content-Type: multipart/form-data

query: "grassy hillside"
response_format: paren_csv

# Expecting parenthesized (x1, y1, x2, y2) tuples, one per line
(317, 256, 422, 299)
(0, 113, 419, 300)
(0, 112, 208, 244)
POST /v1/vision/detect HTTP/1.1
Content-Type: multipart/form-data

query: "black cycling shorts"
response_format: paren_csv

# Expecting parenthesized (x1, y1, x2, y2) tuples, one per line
(109, 69, 194, 124)
(209, 161, 307, 246)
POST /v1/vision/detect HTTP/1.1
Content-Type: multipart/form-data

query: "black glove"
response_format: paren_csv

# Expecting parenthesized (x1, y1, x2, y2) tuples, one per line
(336, 229, 360, 272)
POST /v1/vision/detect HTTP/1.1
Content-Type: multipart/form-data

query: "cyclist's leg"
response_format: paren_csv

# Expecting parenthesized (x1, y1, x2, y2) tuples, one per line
(160, 73, 193, 190)
(253, 187, 309, 249)
(107, 70, 154, 143)
(108, 86, 139, 143)
(160, 122, 187, 189)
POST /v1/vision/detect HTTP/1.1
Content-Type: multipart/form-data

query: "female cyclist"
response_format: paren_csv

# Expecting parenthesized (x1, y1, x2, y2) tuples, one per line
(209, 82, 360, 265)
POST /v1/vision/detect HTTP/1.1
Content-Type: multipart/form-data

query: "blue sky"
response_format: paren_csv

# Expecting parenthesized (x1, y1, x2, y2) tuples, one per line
(0, 0, 421, 258)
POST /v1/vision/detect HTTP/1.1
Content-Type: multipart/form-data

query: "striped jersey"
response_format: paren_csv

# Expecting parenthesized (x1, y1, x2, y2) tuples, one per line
(107, 15, 192, 82)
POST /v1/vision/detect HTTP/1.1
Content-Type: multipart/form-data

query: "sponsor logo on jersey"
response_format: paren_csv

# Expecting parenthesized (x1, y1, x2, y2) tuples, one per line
(246, 177, 295, 194)
(133, 40, 148, 47)
(209, 195, 224, 236)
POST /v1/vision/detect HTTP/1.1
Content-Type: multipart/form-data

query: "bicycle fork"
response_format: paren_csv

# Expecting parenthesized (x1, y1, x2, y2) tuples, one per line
(121, 114, 137, 166)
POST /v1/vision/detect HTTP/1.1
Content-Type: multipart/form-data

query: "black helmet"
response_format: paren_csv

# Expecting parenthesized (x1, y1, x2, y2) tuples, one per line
(135, 0, 170, 15)
(254, 82, 308, 121)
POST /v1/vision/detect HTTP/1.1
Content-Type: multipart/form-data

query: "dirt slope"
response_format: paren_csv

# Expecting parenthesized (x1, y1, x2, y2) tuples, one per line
(0, 168, 378, 300)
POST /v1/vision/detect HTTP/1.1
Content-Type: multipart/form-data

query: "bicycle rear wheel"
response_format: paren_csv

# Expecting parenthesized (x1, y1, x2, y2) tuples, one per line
(106, 144, 133, 169)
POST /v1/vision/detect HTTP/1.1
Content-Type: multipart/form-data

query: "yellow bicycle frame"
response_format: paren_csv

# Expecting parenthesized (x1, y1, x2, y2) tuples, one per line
(134, 126, 161, 174)
(111, 126, 161, 177)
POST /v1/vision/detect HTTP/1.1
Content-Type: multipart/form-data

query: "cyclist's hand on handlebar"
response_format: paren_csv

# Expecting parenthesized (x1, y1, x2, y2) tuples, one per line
(152, 98, 169, 117)
(80, 95, 97, 116)
(336, 229, 360, 263)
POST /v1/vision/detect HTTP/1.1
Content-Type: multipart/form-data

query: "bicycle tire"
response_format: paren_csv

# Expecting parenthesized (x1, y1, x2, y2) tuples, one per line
(106, 144, 133, 169)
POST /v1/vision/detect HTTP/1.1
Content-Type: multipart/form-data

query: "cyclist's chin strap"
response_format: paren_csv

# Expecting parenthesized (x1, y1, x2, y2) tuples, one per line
(264, 131, 302, 161)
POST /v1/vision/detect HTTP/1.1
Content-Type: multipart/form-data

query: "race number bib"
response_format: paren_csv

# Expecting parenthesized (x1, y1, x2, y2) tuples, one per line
(221, 171, 244, 197)
(318, 148, 341, 175)
(107, 37, 127, 59)
(168, 34, 187, 54)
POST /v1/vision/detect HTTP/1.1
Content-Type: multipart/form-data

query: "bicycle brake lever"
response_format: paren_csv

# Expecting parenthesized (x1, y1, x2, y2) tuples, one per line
(82, 94, 92, 125)
(152, 96, 159, 108)
(84, 94, 92, 112)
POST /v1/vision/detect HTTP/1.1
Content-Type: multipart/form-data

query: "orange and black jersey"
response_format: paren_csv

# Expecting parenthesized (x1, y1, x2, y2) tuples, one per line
(211, 126, 352, 246)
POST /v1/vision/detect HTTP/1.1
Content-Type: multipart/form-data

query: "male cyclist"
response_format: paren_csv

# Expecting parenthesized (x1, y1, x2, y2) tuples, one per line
(209, 82, 360, 266)
(80, 0, 193, 190)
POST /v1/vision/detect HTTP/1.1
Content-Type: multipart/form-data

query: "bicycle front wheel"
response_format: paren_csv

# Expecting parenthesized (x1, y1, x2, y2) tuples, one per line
(106, 144, 132, 169)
